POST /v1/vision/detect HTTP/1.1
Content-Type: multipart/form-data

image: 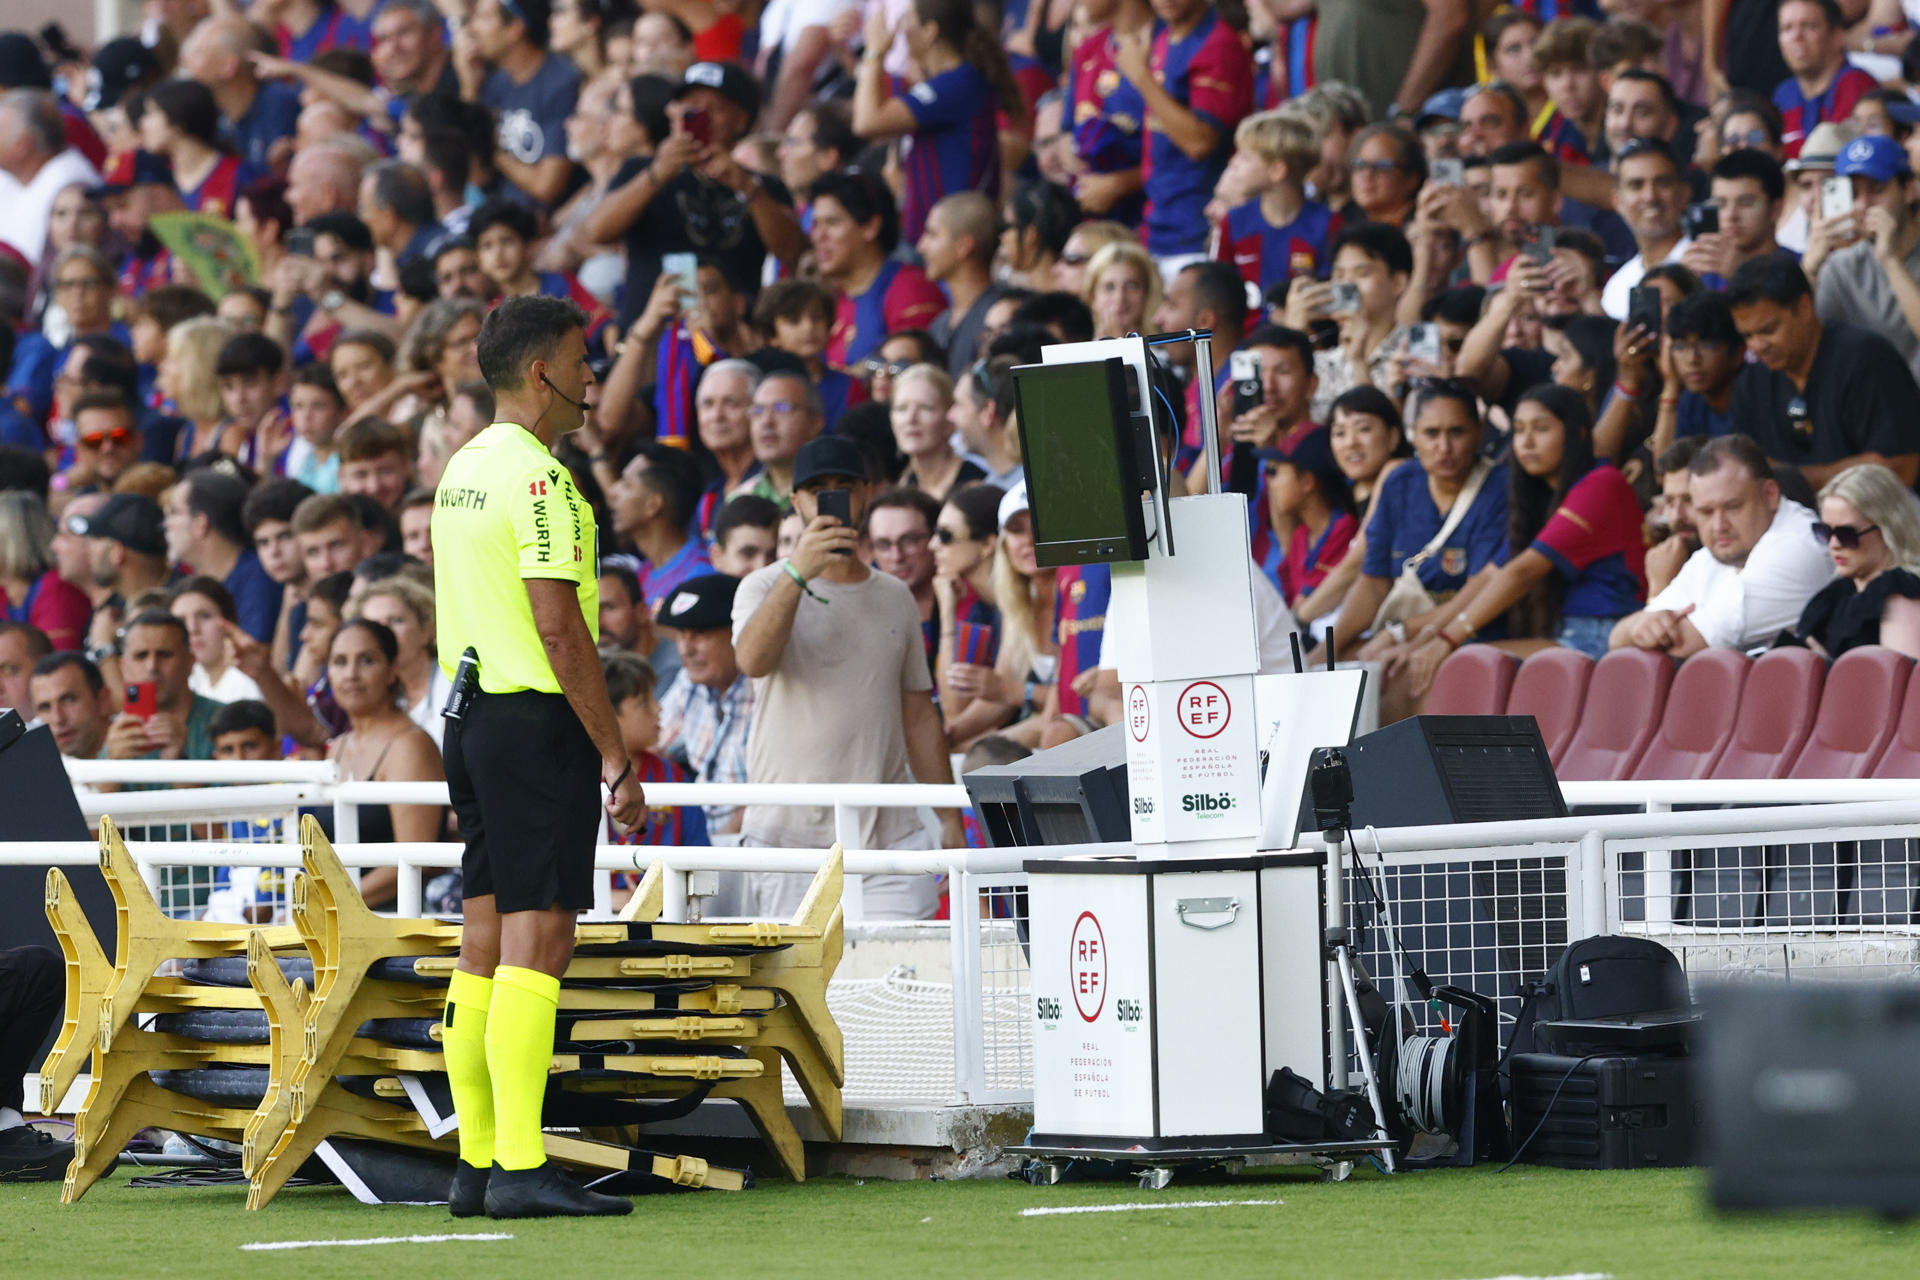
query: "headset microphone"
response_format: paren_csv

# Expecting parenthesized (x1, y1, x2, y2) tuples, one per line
(541, 373, 588, 411)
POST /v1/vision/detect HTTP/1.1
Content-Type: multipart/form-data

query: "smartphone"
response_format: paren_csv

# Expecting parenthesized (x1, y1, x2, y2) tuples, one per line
(1822, 175, 1854, 220)
(1685, 200, 1719, 238)
(662, 251, 699, 311)
(1406, 322, 1443, 365)
(1627, 285, 1663, 339)
(815, 489, 853, 554)
(1431, 157, 1464, 188)
(1521, 223, 1556, 266)
(286, 228, 316, 258)
(1228, 349, 1262, 416)
(684, 106, 711, 146)
(125, 682, 158, 720)
(1328, 281, 1362, 315)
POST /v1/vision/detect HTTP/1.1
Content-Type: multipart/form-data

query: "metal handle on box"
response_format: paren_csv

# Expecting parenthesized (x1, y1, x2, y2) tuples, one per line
(1175, 896, 1240, 929)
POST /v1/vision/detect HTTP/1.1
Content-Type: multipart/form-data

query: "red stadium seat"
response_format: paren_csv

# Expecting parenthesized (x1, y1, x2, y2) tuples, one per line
(1790, 646, 1911, 778)
(1871, 661, 1920, 778)
(1632, 649, 1751, 780)
(1710, 647, 1826, 779)
(1508, 647, 1592, 767)
(1425, 646, 1519, 715)
(1557, 648, 1674, 781)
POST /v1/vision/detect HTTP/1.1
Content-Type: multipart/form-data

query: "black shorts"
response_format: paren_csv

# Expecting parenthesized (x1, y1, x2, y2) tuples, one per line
(445, 689, 601, 914)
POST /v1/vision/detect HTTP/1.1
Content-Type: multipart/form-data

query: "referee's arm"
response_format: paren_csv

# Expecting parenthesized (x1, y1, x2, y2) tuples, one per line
(528, 578, 648, 828)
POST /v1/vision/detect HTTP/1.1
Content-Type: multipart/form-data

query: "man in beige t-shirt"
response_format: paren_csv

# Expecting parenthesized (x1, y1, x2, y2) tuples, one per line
(732, 436, 964, 919)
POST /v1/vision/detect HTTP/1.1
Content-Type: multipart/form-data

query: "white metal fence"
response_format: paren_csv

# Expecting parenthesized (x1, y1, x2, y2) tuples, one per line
(17, 763, 1920, 1113)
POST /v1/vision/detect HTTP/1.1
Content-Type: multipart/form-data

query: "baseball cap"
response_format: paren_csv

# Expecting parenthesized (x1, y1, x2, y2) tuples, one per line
(1786, 122, 1850, 173)
(1415, 86, 1471, 129)
(1257, 428, 1350, 506)
(791, 435, 868, 489)
(0, 33, 51, 90)
(86, 37, 161, 112)
(70, 493, 166, 557)
(91, 149, 175, 196)
(674, 61, 761, 121)
(656, 573, 740, 631)
(998, 482, 1029, 532)
(1835, 133, 1911, 182)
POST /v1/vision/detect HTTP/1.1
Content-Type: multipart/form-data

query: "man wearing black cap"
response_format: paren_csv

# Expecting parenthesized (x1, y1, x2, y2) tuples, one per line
(76, 492, 172, 607)
(84, 38, 162, 121)
(732, 435, 963, 920)
(456, 0, 580, 208)
(586, 61, 806, 328)
(0, 87, 101, 268)
(656, 572, 755, 838)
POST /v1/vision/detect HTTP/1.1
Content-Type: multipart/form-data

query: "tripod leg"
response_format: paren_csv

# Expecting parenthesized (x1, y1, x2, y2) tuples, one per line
(1333, 943, 1396, 1174)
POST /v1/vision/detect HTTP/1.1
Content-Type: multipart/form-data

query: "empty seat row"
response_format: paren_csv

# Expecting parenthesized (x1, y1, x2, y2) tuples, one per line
(1425, 644, 1920, 782)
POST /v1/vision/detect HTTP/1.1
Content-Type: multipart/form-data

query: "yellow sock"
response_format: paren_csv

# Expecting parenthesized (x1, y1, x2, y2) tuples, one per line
(442, 970, 494, 1169)
(485, 965, 560, 1171)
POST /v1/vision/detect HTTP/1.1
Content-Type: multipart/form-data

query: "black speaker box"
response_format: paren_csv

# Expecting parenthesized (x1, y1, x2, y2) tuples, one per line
(1300, 714, 1567, 834)
(0, 709, 112, 1063)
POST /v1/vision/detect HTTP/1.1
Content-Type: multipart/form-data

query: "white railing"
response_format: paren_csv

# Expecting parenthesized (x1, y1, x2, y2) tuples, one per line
(32, 762, 1920, 1112)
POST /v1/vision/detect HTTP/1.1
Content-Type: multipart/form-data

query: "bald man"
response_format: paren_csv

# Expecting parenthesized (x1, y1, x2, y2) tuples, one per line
(286, 141, 370, 225)
(917, 192, 1007, 380)
(181, 16, 303, 175)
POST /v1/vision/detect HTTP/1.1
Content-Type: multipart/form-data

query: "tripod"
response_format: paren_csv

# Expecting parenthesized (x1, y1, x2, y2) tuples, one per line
(1322, 822, 1398, 1175)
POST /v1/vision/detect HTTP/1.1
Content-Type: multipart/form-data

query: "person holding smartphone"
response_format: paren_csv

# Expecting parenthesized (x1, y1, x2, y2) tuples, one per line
(101, 610, 224, 766)
(731, 436, 966, 921)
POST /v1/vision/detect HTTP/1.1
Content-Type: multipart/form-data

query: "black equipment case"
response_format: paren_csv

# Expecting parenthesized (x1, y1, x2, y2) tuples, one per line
(1508, 1052, 1701, 1169)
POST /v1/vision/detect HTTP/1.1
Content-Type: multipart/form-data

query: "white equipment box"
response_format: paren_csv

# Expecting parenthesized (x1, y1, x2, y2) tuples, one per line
(1027, 853, 1327, 1146)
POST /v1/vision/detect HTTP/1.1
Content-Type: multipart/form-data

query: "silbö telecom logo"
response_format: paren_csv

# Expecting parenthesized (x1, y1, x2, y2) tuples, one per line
(1181, 791, 1235, 815)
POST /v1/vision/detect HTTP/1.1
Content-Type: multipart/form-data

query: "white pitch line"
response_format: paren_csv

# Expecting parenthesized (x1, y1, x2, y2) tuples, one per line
(241, 1233, 514, 1251)
(1453, 1273, 1613, 1280)
(1021, 1199, 1283, 1217)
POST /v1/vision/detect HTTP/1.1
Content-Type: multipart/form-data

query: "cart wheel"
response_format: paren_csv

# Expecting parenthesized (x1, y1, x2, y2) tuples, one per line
(1025, 1160, 1064, 1186)
(1139, 1166, 1174, 1191)
(1320, 1160, 1354, 1183)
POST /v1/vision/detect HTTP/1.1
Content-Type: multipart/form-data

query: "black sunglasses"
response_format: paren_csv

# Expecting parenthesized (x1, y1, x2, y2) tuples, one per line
(1812, 521, 1878, 548)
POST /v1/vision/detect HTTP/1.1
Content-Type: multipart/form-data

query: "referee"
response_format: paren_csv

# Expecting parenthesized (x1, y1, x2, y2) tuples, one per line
(431, 295, 645, 1219)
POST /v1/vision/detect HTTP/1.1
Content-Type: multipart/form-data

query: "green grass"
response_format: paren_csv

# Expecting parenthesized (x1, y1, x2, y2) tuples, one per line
(8, 1162, 1917, 1280)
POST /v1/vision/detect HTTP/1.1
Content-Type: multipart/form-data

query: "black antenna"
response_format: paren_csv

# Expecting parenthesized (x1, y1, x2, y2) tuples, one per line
(1289, 631, 1305, 675)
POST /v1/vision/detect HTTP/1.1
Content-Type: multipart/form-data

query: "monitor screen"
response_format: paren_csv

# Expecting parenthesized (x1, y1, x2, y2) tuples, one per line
(1011, 358, 1148, 566)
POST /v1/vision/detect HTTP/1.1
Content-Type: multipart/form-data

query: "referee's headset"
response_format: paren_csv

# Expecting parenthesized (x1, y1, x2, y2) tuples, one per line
(541, 374, 590, 412)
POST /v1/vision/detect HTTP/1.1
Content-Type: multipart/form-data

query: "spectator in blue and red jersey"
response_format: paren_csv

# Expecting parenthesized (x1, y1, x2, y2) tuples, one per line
(602, 651, 709, 868)
(931, 483, 1003, 715)
(604, 259, 748, 454)
(609, 442, 713, 613)
(1533, 17, 1605, 170)
(182, 18, 304, 180)
(139, 80, 256, 219)
(811, 169, 946, 371)
(1150, 260, 1246, 476)
(1484, 8, 1550, 127)
(266, 0, 354, 62)
(1064, 0, 1155, 227)
(1120, 0, 1253, 277)
(1257, 6, 1316, 110)
(1214, 108, 1341, 301)
(1773, 0, 1877, 159)
(753, 280, 864, 429)
(7, 247, 129, 429)
(464, 196, 611, 348)
(851, 0, 1026, 246)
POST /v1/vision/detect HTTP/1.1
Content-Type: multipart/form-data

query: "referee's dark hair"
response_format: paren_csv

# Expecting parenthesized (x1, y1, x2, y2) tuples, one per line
(477, 295, 588, 392)
(33, 650, 103, 693)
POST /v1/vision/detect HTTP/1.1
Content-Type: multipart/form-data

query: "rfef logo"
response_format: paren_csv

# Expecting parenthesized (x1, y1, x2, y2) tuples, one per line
(1070, 911, 1107, 1022)
(1176, 680, 1230, 738)
(1127, 685, 1151, 742)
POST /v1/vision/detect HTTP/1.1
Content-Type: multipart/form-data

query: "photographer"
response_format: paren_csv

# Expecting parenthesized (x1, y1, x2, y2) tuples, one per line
(1286, 223, 1413, 422)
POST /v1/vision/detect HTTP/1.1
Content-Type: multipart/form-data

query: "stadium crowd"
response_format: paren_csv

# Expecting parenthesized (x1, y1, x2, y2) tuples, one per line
(6, 0, 1920, 918)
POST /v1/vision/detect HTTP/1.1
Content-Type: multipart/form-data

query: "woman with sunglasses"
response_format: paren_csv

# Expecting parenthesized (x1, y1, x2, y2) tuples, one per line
(860, 331, 944, 405)
(1347, 125, 1426, 230)
(932, 483, 1003, 741)
(1794, 463, 1920, 659)
(1386, 385, 1646, 715)
(0, 491, 92, 652)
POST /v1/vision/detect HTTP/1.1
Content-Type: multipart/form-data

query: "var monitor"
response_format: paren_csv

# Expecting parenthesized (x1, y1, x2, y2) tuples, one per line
(1010, 356, 1152, 567)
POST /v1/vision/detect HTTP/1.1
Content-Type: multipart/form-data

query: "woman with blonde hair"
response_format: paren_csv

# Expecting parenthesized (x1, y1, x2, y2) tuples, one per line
(944, 485, 1059, 748)
(891, 364, 984, 503)
(1794, 463, 1920, 660)
(0, 491, 91, 650)
(157, 316, 235, 462)
(348, 575, 450, 749)
(1083, 240, 1162, 341)
(1053, 219, 1132, 297)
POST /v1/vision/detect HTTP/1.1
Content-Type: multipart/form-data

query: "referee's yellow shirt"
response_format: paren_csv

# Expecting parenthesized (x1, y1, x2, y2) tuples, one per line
(432, 421, 599, 694)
